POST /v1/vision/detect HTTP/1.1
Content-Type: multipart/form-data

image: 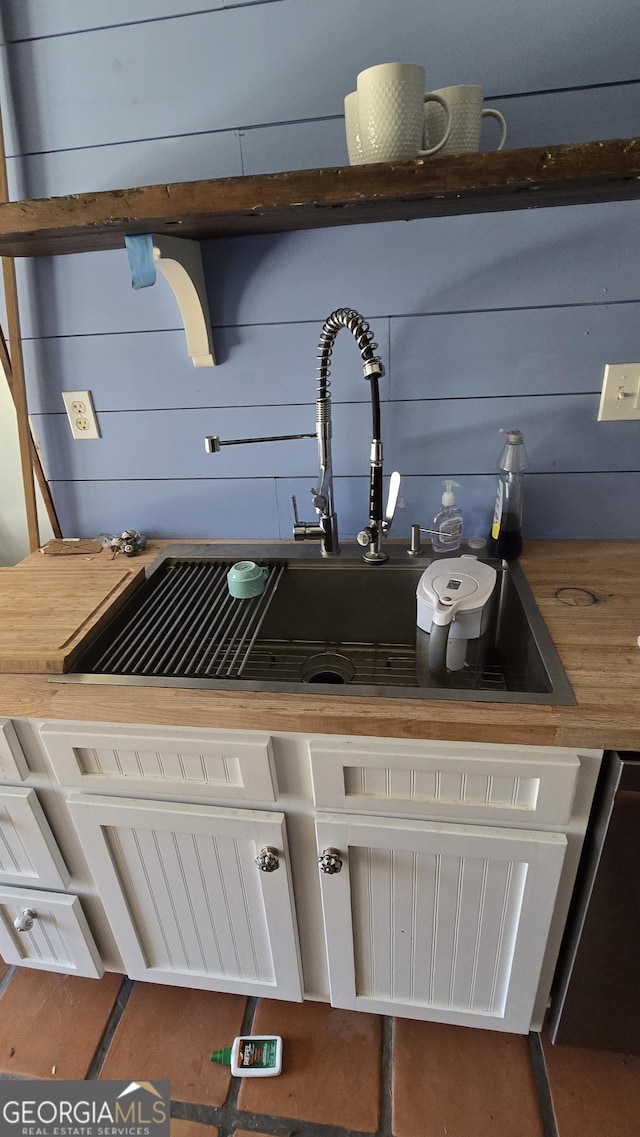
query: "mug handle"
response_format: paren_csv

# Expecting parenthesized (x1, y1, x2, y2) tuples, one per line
(481, 108, 507, 150)
(418, 93, 452, 156)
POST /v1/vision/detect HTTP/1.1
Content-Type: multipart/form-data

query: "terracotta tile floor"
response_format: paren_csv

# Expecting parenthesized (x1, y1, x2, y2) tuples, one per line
(0, 967, 638, 1137)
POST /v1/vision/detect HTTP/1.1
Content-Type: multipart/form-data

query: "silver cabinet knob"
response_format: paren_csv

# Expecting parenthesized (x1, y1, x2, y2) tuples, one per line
(255, 846, 280, 872)
(317, 848, 343, 874)
(14, 908, 37, 932)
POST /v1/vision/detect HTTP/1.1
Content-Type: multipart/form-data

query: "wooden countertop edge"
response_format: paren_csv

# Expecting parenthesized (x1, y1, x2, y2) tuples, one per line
(2, 539, 639, 749)
(0, 672, 631, 748)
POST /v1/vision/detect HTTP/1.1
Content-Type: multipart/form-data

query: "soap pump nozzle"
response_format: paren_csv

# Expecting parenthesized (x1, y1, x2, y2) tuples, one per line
(441, 479, 460, 507)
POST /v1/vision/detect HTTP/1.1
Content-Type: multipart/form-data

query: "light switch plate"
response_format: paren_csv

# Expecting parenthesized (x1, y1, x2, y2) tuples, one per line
(61, 390, 101, 439)
(598, 363, 640, 421)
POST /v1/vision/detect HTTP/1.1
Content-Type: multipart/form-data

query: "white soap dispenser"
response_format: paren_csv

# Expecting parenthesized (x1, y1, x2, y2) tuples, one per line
(431, 479, 463, 552)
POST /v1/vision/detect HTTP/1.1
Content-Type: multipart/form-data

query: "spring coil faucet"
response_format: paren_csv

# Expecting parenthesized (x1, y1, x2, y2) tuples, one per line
(205, 308, 401, 562)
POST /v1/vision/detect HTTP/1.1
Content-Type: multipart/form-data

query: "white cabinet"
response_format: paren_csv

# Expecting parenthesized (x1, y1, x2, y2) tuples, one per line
(0, 720, 103, 980)
(36, 718, 599, 1032)
(40, 723, 276, 802)
(67, 792, 303, 1000)
(0, 719, 29, 781)
(315, 812, 566, 1034)
(0, 884, 103, 977)
(309, 738, 580, 826)
(0, 787, 70, 890)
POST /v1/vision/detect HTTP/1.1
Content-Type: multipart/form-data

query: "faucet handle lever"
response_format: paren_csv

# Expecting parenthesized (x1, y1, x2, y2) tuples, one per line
(383, 471, 402, 532)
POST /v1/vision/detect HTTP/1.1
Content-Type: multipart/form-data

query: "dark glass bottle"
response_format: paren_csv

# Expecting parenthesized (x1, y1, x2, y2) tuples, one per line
(487, 428, 528, 560)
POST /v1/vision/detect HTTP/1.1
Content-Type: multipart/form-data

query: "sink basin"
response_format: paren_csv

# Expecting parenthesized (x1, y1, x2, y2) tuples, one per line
(58, 542, 575, 705)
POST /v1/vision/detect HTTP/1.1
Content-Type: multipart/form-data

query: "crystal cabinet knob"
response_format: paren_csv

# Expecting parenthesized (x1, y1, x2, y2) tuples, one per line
(317, 848, 343, 874)
(14, 908, 37, 932)
(255, 846, 280, 872)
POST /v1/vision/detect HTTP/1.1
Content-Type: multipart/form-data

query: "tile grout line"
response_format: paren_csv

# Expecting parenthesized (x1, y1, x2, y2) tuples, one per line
(377, 1016, 393, 1137)
(85, 977, 136, 1081)
(223, 995, 259, 1113)
(0, 966, 16, 1000)
(528, 1032, 560, 1137)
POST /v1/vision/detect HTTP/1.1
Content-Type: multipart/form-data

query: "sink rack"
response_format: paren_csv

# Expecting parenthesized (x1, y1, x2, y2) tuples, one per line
(84, 558, 286, 679)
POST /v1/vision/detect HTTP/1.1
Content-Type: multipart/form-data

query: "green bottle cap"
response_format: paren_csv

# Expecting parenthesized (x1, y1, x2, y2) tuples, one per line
(210, 1047, 232, 1066)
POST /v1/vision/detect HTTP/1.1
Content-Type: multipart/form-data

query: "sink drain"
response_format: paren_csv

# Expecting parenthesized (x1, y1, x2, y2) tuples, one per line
(300, 652, 356, 685)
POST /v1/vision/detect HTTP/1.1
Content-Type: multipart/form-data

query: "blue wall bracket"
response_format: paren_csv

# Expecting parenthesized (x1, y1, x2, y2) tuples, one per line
(124, 233, 215, 367)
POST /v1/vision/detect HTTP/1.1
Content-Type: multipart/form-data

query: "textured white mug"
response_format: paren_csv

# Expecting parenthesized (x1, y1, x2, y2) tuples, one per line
(344, 91, 364, 164)
(354, 62, 451, 164)
(424, 85, 507, 156)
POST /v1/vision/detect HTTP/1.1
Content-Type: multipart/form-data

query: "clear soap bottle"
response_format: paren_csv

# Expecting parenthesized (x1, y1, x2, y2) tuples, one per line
(487, 428, 528, 560)
(431, 479, 463, 552)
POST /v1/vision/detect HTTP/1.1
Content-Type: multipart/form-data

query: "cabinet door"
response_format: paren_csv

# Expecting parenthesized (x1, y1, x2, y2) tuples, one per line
(0, 787, 70, 889)
(316, 812, 566, 1034)
(67, 793, 302, 1000)
(0, 885, 103, 978)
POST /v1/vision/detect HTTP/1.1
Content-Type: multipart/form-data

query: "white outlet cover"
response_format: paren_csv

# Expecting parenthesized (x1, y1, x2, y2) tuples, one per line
(598, 363, 640, 422)
(61, 390, 101, 439)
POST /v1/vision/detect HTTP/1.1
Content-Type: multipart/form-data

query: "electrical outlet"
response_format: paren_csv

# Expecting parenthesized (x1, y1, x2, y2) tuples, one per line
(61, 390, 101, 439)
(598, 363, 640, 421)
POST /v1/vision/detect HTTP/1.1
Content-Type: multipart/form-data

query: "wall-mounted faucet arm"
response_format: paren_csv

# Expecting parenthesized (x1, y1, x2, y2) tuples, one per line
(205, 432, 316, 452)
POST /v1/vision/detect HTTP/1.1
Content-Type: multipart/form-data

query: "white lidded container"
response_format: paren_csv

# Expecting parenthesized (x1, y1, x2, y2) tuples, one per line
(416, 554, 497, 676)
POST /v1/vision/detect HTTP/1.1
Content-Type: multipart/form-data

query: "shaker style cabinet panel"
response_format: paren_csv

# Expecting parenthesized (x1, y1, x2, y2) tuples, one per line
(67, 793, 302, 1000)
(316, 812, 566, 1034)
(0, 885, 103, 978)
(40, 723, 276, 802)
(0, 787, 70, 890)
(0, 719, 29, 781)
(310, 739, 582, 826)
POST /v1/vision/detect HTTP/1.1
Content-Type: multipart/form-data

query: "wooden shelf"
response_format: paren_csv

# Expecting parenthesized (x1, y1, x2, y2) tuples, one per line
(1, 137, 639, 258)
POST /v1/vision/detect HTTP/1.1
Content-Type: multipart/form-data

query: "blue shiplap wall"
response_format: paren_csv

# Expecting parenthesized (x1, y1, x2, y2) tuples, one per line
(2, 0, 640, 541)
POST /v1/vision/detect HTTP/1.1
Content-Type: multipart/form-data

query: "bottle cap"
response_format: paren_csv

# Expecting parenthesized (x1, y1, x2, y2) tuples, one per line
(210, 1047, 233, 1066)
(500, 427, 524, 443)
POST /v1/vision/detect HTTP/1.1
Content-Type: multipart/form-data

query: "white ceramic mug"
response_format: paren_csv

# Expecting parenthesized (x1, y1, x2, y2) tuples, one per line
(424, 85, 507, 156)
(354, 62, 452, 164)
(344, 91, 364, 165)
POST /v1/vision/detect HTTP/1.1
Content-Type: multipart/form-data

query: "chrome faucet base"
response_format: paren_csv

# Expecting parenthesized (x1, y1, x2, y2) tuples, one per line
(362, 548, 390, 563)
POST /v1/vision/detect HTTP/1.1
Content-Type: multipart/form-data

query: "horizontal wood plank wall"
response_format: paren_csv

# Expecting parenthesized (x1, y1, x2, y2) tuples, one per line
(1, 0, 639, 541)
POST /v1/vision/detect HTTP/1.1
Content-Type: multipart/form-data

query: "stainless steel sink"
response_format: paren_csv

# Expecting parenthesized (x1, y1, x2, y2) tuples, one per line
(57, 542, 575, 704)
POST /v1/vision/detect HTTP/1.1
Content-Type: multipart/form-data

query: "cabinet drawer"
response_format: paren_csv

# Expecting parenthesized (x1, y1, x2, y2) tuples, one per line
(40, 723, 276, 802)
(0, 885, 103, 978)
(310, 738, 584, 826)
(0, 719, 29, 781)
(0, 787, 70, 889)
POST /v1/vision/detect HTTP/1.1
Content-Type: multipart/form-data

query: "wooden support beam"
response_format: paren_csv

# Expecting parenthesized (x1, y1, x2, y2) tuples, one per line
(0, 100, 42, 550)
(0, 327, 62, 539)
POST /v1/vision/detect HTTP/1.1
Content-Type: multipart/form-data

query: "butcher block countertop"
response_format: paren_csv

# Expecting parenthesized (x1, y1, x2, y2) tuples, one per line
(0, 539, 638, 750)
